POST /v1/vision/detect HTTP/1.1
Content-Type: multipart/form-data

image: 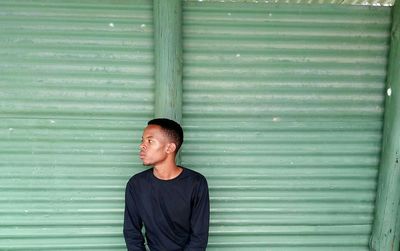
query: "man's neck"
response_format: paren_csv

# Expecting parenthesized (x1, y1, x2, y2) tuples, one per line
(153, 162, 183, 180)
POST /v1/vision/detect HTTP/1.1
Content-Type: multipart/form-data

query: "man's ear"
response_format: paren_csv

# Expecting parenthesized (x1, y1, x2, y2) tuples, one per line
(166, 143, 177, 154)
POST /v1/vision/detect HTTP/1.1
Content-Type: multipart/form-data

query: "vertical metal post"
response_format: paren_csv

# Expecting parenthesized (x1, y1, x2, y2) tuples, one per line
(153, 0, 183, 124)
(370, 2, 400, 251)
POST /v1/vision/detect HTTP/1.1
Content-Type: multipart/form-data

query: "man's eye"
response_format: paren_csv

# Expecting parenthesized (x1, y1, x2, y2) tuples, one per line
(148, 140, 153, 143)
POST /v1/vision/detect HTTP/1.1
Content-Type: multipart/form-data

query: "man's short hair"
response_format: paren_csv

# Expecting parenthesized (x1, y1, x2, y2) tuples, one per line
(148, 118, 184, 152)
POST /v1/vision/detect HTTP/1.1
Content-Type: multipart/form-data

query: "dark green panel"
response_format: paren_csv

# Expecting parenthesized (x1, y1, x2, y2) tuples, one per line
(371, 1, 400, 250)
(0, 1, 153, 250)
(182, 2, 391, 250)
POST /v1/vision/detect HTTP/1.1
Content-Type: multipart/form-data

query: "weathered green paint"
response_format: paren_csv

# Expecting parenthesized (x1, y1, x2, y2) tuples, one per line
(182, 2, 391, 250)
(0, 1, 154, 250)
(0, 0, 395, 250)
(153, 0, 183, 123)
(370, 2, 400, 251)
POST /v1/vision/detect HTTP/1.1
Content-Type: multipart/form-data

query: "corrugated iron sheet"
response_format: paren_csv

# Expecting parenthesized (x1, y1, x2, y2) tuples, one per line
(181, 2, 391, 250)
(0, 0, 153, 250)
(0, 0, 393, 250)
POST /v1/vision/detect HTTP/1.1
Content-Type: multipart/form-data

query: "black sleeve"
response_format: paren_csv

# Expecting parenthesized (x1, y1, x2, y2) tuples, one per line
(123, 180, 146, 251)
(184, 177, 210, 251)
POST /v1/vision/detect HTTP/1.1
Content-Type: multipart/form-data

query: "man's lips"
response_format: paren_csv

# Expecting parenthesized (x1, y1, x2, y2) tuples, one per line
(139, 152, 146, 159)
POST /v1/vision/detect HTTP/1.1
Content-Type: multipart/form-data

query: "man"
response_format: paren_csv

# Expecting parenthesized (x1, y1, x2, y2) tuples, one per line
(124, 118, 210, 251)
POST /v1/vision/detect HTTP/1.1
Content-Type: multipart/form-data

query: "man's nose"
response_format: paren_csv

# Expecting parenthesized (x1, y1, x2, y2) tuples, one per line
(139, 143, 145, 150)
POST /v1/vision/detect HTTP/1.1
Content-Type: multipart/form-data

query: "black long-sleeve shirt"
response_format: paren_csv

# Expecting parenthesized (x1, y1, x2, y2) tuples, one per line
(123, 167, 210, 251)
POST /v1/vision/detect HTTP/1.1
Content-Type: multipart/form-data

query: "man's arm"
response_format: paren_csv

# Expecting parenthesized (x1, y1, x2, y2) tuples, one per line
(184, 177, 210, 251)
(123, 180, 146, 251)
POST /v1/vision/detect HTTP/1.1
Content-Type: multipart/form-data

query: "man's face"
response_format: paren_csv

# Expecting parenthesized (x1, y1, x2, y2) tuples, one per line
(139, 125, 170, 166)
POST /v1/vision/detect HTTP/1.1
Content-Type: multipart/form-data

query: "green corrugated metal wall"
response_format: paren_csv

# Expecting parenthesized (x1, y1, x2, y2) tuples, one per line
(0, 1, 154, 250)
(181, 2, 391, 250)
(0, 0, 392, 250)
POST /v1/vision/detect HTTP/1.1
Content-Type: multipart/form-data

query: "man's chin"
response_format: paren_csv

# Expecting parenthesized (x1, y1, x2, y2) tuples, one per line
(142, 162, 152, 167)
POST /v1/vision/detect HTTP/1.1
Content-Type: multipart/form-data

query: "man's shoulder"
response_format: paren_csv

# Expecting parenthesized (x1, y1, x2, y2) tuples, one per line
(182, 167, 207, 183)
(128, 168, 152, 184)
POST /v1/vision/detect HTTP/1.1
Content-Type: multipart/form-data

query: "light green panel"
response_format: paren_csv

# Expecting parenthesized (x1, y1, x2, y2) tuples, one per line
(181, 2, 391, 250)
(0, 1, 153, 250)
(0, 0, 154, 119)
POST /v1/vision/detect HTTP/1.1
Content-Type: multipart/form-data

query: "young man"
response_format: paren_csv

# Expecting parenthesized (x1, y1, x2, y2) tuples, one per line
(124, 118, 210, 251)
